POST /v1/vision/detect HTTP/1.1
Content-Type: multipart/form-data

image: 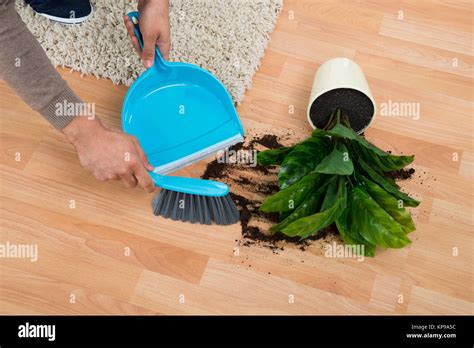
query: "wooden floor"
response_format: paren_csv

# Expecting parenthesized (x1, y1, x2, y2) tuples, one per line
(1, 0, 472, 314)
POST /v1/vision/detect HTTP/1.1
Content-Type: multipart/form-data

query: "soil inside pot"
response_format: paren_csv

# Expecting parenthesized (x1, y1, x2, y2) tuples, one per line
(201, 129, 415, 253)
(309, 88, 374, 133)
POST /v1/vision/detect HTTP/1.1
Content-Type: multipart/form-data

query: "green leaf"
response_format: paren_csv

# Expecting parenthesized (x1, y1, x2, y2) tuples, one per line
(313, 143, 354, 175)
(335, 207, 376, 257)
(278, 136, 331, 189)
(350, 187, 411, 249)
(349, 142, 399, 188)
(281, 177, 347, 239)
(360, 175, 416, 233)
(257, 147, 293, 166)
(320, 176, 338, 211)
(277, 176, 331, 220)
(279, 210, 294, 222)
(269, 184, 327, 233)
(260, 173, 324, 213)
(357, 144, 414, 173)
(358, 159, 420, 207)
(328, 124, 414, 171)
(311, 128, 330, 138)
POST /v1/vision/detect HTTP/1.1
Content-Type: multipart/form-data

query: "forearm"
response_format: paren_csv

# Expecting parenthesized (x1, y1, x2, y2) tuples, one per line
(0, 0, 81, 129)
(138, 0, 169, 11)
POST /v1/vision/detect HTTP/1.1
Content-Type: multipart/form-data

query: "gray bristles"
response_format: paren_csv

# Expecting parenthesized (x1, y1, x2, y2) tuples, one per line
(152, 189, 240, 225)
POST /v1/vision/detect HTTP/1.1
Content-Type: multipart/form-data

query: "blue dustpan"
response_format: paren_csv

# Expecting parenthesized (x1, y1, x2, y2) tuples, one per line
(122, 12, 244, 186)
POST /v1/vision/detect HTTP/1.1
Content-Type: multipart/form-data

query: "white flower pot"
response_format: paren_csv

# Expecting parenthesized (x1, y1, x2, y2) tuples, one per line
(307, 57, 376, 134)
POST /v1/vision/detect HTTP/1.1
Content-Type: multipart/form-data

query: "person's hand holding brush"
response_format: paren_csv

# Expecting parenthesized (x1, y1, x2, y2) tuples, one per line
(62, 117, 156, 193)
(124, 0, 171, 67)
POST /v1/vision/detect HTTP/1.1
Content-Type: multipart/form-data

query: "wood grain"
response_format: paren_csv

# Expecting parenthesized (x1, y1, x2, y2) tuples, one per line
(0, 0, 472, 314)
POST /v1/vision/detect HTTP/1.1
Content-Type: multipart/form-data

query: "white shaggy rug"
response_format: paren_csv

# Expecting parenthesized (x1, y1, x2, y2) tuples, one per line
(15, 0, 283, 104)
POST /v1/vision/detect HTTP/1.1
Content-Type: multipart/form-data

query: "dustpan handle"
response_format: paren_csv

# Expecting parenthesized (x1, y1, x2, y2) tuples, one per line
(127, 11, 167, 70)
(150, 172, 230, 197)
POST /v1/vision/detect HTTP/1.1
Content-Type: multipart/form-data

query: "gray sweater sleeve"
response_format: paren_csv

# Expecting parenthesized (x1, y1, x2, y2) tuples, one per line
(0, 0, 81, 129)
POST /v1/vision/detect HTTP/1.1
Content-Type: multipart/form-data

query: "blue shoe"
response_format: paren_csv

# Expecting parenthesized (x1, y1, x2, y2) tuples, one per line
(25, 0, 93, 24)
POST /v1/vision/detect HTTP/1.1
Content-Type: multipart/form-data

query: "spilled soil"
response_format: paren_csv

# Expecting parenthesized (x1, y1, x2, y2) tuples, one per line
(385, 168, 415, 180)
(201, 129, 416, 254)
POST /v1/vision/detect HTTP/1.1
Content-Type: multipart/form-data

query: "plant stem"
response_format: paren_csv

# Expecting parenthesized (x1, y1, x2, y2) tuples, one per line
(341, 109, 352, 128)
(336, 108, 341, 125)
(323, 108, 340, 131)
(346, 174, 355, 188)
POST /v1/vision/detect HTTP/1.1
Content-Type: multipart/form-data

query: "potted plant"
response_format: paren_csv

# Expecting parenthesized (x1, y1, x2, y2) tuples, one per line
(257, 58, 420, 256)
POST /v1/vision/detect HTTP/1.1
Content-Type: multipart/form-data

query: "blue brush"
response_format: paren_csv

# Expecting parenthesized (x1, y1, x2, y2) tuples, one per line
(150, 173, 239, 225)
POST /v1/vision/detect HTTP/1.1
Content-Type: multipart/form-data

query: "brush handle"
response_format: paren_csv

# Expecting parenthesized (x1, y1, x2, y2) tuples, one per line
(127, 11, 168, 70)
(149, 172, 229, 197)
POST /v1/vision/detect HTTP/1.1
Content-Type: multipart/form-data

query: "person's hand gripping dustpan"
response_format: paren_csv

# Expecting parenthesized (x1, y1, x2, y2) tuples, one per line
(122, 12, 244, 225)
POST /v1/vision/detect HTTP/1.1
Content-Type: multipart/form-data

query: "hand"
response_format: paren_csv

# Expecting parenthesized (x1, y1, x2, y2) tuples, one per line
(62, 117, 156, 193)
(124, 0, 171, 68)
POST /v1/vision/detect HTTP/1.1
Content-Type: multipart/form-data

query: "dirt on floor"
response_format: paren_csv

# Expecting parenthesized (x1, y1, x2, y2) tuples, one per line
(201, 127, 417, 254)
